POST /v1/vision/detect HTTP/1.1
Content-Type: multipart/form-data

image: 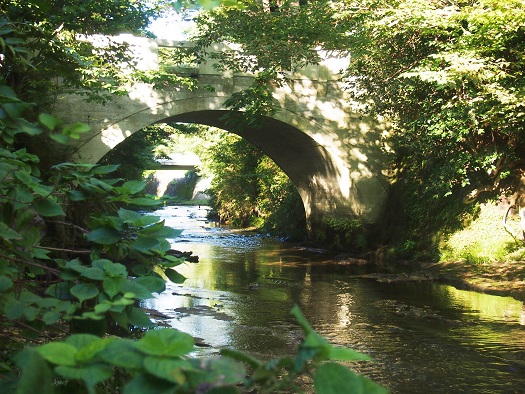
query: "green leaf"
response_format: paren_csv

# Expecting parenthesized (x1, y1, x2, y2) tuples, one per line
(62, 122, 91, 137)
(33, 198, 65, 217)
(117, 208, 142, 223)
(124, 374, 178, 394)
(121, 280, 153, 299)
(86, 227, 121, 244)
(164, 269, 186, 284)
(45, 282, 72, 300)
(4, 299, 26, 319)
(134, 328, 194, 357)
(0, 275, 13, 292)
(291, 305, 314, 335)
(134, 275, 166, 294)
(313, 362, 362, 394)
(38, 113, 62, 131)
(99, 339, 144, 369)
(55, 364, 113, 388)
(128, 307, 156, 328)
(91, 164, 119, 175)
(42, 311, 61, 325)
(328, 346, 371, 362)
(50, 133, 70, 144)
(72, 336, 115, 363)
(103, 277, 125, 298)
(143, 356, 194, 384)
(65, 333, 101, 350)
(67, 190, 88, 201)
(36, 342, 77, 366)
(13, 349, 53, 394)
(220, 349, 262, 369)
(119, 180, 146, 194)
(70, 283, 100, 303)
(131, 235, 160, 252)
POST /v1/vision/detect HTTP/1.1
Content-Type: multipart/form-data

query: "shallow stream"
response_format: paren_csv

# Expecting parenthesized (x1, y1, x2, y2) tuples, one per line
(142, 205, 525, 393)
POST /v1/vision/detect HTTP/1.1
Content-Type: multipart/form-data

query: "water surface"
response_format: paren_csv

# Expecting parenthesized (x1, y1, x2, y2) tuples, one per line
(143, 205, 525, 393)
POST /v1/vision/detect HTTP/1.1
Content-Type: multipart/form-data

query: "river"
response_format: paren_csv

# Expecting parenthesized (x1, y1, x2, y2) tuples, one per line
(142, 205, 525, 393)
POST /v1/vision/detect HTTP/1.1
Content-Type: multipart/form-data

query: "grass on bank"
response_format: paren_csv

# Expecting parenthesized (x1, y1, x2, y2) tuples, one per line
(440, 202, 525, 264)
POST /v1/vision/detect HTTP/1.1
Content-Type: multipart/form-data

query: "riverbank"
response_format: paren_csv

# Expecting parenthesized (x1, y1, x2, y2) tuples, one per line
(357, 258, 525, 302)
(425, 259, 525, 302)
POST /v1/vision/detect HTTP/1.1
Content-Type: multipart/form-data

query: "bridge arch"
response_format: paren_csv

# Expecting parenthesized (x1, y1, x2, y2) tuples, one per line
(53, 37, 390, 234)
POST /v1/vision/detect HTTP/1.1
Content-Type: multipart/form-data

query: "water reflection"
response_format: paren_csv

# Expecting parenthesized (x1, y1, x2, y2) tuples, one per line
(144, 206, 525, 393)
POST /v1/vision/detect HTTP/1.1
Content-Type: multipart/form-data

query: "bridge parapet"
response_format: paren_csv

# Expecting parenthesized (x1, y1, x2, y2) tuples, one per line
(103, 34, 349, 82)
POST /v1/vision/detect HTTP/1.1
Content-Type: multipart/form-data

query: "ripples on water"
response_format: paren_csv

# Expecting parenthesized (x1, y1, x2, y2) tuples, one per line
(143, 205, 525, 393)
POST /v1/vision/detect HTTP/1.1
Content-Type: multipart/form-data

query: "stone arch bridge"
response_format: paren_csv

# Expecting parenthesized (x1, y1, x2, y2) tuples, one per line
(53, 35, 390, 234)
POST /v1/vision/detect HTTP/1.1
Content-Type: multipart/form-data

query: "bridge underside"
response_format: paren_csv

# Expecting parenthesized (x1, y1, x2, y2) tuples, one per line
(166, 110, 356, 232)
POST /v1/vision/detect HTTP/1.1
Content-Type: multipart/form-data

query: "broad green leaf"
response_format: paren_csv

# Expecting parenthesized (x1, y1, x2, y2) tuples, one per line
(73, 337, 115, 363)
(134, 328, 194, 357)
(33, 198, 65, 217)
(134, 275, 166, 294)
(32, 247, 51, 259)
(186, 357, 246, 388)
(67, 189, 88, 201)
(65, 334, 101, 350)
(103, 276, 125, 298)
(164, 269, 186, 284)
(86, 227, 121, 244)
(62, 122, 91, 137)
(143, 356, 193, 384)
(160, 255, 185, 268)
(94, 303, 112, 314)
(91, 164, 119, 175)
(24, 306, 40, 321)
(77, 266, 106, 281)
(50, 133, 70, 144)
(0, 275, 13, 292)
(38, 113, 62, 131)
(220, 349, 262, 369)
(19, 118, 43, 135)
(70, 283, 99, 303)
(36, 342, 77, 366)
(45, 282, 72, 300)
(4, 299, 26, 319)
(93, 259, 127, 277)
(118, 180, 146, 194)
(123, 374, 177, 394)
(0, 222, 20, 241)
(140, 224, 182, 239)
(135, 215, 163, 228)
(42, 311, 61, 325)
(0, 85, 17, 98)
(121, 280, 153, 299)
(99, 339, 144, 369)
(358, 375, 390, 394)
(13, 349, 53, 394)
(131, 235, 160, 252)
(89, 178, 114, 192)
(313, 362, 361, 394)
(55, 364, 113, 388)
(328, 346, 371, 361)
(128, 307, 156, 328)
(117, 208, 142, 223)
